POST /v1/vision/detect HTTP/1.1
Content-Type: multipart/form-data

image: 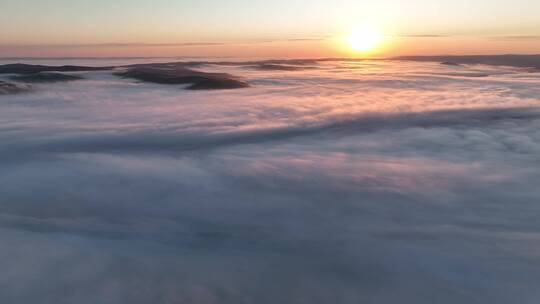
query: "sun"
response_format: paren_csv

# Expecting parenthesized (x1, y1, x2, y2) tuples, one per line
(347, 25, 383, 52)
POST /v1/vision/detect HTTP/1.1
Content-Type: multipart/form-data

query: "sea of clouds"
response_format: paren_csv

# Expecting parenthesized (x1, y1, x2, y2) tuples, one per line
(1, 59, 540, 303)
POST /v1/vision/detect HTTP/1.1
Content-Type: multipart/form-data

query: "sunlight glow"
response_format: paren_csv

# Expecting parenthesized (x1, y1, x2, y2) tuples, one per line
(347, 25, 383, 52)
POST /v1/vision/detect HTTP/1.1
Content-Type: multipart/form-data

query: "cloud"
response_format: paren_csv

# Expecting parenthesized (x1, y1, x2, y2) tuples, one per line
(488, 35, 540, 41)
(0, 42, 227, 49)
(1, 59, 540, 303)
(0, 37, 328, 51)
(396, 34, 449, 38)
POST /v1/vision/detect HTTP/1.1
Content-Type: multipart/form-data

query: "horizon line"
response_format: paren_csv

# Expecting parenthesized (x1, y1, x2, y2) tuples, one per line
(1, 53, 540, 60)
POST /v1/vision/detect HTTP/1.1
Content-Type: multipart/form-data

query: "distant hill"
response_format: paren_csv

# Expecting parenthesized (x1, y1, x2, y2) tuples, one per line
(394, 54, 540, 70)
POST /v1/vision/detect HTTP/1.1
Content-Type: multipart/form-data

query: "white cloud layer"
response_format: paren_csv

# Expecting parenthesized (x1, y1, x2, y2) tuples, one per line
(1, 59, 540, 303)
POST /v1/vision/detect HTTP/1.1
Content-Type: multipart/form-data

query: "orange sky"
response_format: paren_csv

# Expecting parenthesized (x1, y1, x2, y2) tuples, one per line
(3, 37, 539, 59)
(1, 0, 539, 58)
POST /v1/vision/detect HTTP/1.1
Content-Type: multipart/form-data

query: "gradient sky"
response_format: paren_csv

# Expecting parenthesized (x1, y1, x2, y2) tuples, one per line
(1, 0, 540, 57)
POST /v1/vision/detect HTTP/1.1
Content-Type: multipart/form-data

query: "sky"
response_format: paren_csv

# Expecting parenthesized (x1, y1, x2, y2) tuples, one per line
(1, 0, 540, 57)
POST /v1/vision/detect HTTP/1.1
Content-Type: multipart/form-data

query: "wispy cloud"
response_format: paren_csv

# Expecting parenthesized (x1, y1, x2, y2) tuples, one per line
(396, 34, 450, 38)
(487, 35, 540, 41)
(0, 42, 226, 48)
(0, 38, 331, 49)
